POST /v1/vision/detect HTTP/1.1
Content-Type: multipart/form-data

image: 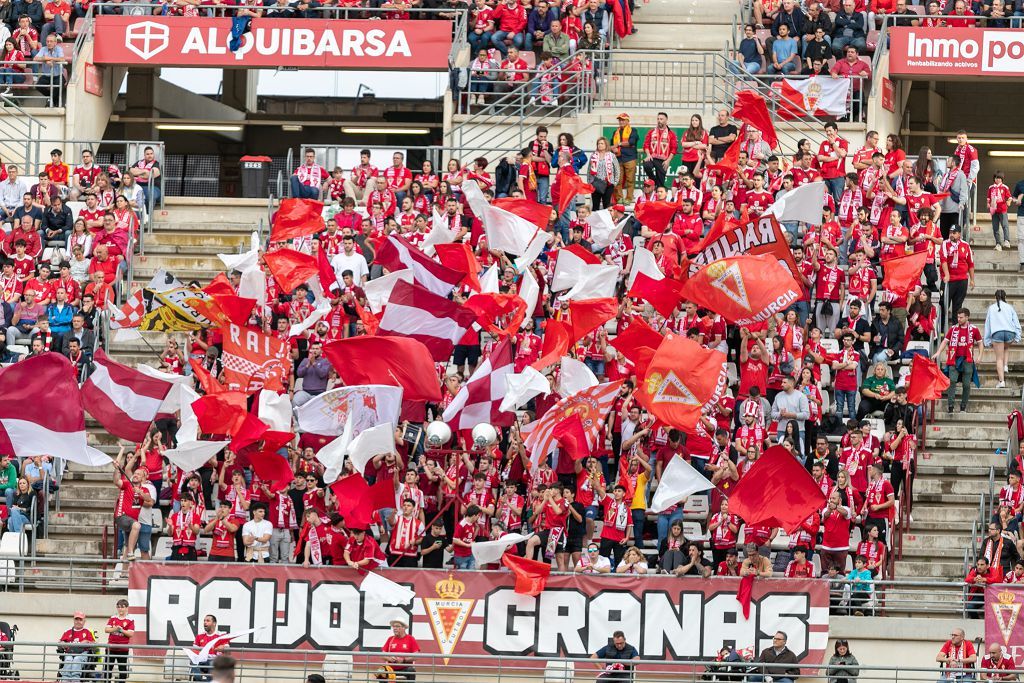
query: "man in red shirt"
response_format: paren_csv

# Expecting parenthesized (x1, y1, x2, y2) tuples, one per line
(72, 148, 101, 200)
(784, 545, 814, 578)
(451, 505, 480, 569)
(934, 306, 982, 414)
(489, 0, 527, 56)
(936, 628, 977, 674)
(792, 151, 822, 188)
(344, 526, 386, 571)
(167, 491, 204, 561)
(954, 129, 980, 185)
(192, 614, 226, 681)
(642, 112, 678, 189)
(862, 463, 894, 539)
(104, 599, 135, 683)
(670, 197, 702, 251)
(381, 617, 420, 681)
(812, 246, 844, 334)
(980, 643, 1017, 681)
(384, 152, 413, 205)
(59, 611, 95, 679)
(818, 122, 849, 201)
(965, 557, 1003, 619)
(290, 147, 329, 200)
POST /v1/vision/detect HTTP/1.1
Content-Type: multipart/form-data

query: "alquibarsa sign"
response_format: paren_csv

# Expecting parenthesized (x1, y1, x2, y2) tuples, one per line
(93, 16, 452, 70)
(889, 26, 1024, 77)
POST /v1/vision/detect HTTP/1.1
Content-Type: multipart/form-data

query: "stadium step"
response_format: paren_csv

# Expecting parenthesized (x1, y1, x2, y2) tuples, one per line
(894, 559, 968, 579)
(146, 230, 253, 249)
(911, 504, 979, 523)
(132, 253, 225, 271)
(36, 536, 104, 556)
(901, 532, 977, 550)
(913, 477, 993, 496)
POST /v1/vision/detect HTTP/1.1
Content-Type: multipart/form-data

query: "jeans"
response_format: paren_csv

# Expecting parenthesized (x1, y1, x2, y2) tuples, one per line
(771, 61, 799, 74)
(743, 61, 762, 74)
(947, 361, 974, 411)
(832, 35, 867, 57)
(2, 488, 11, 508)
(41, 15, 67, 43)
(993, 212, 1009, 244)
(584, 358, 605, 377)
(656, 508, 684, 548)
(490, 30, 524, 56)
(835, 389, 857, 421)
(947, 279, 968, 326)
(36, 72, 63, 106)
(60, 652, 88, 680)
(290, 176, 320, 199)
(0, 68, 24, 87)
(631, 508, 645, 548)
(7, 507, 28, 532)
(536, 175, 551, 205)
(453, 555, 476, 570)
(467, 31, 492, 55)
(826, 176, 845, 202)
(141, 183, 161, 208)
(190, 662, 212, 681)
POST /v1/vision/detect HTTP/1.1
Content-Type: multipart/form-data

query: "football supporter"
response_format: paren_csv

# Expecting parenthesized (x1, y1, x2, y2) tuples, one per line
(936, 628, 977, 678)
(933, 307, 982, 414)
(58, 611, 95, 681)
(381, 618, 419, 681)
(290, 148, 329, 200)
(104, 599, 134, 683)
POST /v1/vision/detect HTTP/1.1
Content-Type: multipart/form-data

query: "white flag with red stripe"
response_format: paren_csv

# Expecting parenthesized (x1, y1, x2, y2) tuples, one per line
(378, 279, 477, 361)
(777, 76, 849, 119)
(375, 234, 463, 297)
(442, 337, 516, 429)
(81, 348, 174, 443)
(523, 380, 623, 469)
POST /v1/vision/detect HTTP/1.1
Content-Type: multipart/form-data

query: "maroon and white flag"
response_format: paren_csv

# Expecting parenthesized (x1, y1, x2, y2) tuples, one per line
(442, 337, 516, 429)
(81, 348, 175, 442)
(377, 280, 477, 361)
(375, 234, 463, 297)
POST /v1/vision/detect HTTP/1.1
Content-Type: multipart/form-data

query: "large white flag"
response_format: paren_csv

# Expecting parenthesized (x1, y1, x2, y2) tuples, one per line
(779, 76, 849, 118)
(650, 455, 713, 513)
(296, 385, 403, 436)
(586, 210, 628, 249)
(765, 180, 828, 225)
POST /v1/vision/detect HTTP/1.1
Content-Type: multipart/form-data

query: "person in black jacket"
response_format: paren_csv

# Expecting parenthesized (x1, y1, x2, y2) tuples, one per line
(749, 632, 800, 682)
(41, 195, 72, 246)
(869, 301, 904, 363)
(11, 0, 42, 30)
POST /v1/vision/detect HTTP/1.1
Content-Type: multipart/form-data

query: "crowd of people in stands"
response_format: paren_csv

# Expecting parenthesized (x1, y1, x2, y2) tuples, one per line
(102, 112, 1024, 610)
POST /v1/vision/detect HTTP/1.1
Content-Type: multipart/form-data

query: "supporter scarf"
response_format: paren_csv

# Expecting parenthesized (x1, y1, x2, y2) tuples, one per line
(648, 127, 672, 159)
(304, 523, 324, 565)
(608, 500, 628, 531)
(939, 168, 957, 193)
(839, 188, 862, 224)
(982, 535, 1004, 567)
(945, 238, 962, 270)
(779, 322, 803, 353)
(544, 526, 563, 559)
(297, 164, 324, 187)
(612, 125, 632, 148)
(943, 641, 969, 667)
(712, 513, 735, 545)
(273, 494, 296, 529)
(869, 192, 887, 226)
(589, 152, 614, 180)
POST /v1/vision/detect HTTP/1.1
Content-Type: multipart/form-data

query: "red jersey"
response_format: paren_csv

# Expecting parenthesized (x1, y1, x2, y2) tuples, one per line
(709, 512, 739, 550)
(820, 507, 852, 550)
(106, 616, 134, 645)
(865, 478, 895, 521)
(814, 263, 844, 301)
(114, 475, 142, 521)
(390, 514, 424, 557)
(939, 239, 974, 281)
(818, 137, 849, 179)
(792, 166, 822, 187)
(600, 496, 630, 542)
(988, 182, 1011, 213)
(943, 323, 982, 366)
(785, 560, 815, 578)
(60, 627, 95, 645)
(453, 518, 476, 557)
(384, 166, 413, 192)
(745, 190, 773, 217)
(840, 445, 872, 491)
(169, 508, 203, 547)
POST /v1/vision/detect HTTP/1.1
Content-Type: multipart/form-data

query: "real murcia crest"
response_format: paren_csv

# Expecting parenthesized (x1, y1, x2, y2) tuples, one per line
(706, 261, 751, 312)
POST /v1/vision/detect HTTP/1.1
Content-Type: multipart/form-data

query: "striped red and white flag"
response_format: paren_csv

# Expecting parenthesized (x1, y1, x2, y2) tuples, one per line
(81, 348, 174, 443)
(377, 280, 477, 362)
(375, 234, 463, 297)
(523, 380, 623, 470)
(442, 337, 516, 430)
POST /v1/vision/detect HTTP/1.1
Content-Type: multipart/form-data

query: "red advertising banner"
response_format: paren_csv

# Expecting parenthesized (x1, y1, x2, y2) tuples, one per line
(987, 585, 1024, 665)
(889, 27, 1024, 77)
(686, 214, 799, 279)
(92, 16, 452, 70)
(128, 564, 830, 665)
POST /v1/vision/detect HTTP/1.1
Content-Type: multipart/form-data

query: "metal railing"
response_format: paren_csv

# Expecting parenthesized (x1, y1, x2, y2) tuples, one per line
(459, 57, 600, 116)
(0, 57, 66, 108)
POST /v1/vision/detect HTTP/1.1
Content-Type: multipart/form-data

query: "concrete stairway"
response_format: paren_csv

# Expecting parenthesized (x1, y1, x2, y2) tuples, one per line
(896, 211, 1019, 581)
(38, 198, 268, 560)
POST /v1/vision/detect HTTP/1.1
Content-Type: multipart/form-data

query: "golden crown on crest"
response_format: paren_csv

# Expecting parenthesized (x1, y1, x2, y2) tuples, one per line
(998, 589, 1017, 605)
(436, 574, 466, 599)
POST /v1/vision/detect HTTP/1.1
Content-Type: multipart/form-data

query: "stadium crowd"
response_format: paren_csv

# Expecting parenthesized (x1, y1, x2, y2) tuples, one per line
(95, 115, 1024, 607)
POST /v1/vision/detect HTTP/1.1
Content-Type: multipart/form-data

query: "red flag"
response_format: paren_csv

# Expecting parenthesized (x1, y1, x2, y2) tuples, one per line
(221, 323, 291, 393)
(248, 448, 294, 492)
(330, 474, 374, 529)
(726, 445, 827, 533)
(377, 280, 478, 361)
(230, 412, 270, 452)
(501, 553, 551, 596)
(192, 391, 248, 436)
(203, 273, 235, 298)
(551, 412, 590, 461)
(533, 319, 571, 370)
(370, 477, 397, 511)
(263, 248, 319, 293)
(634, 334, 727, 434)
(705, 137, 743, 177)
(375, 234, 463, 297)
(325, 336, 442, 402)
(555, 168, 595, 215)
(464, 293, 527, 338)
(493, 197, 553, 230)
(681, 254, 802, 325)
(435, 242, 482, 292)
(568, 298, 618, 343)
(317, 246, 340, 294)
(732, 90, 779, 150)
(906, 354, 951, 404)
(80, 349, 174, 443)
(609, 0, 632, 38)
(610, 317, 664, 370)
(737, 574, 755, 619)
(208, 294, 256, 327)
(691, 211, 743, 255)
(633, 200, 680, 233)
(354, 300, 379, 335)
(921, 192, 950, 207)
(270, 198, 325, 241)
(189, 359, 225, 394)
(883, 250, 929, 296)
(628, 271, 684, 318)
(559, 243, 603, 267)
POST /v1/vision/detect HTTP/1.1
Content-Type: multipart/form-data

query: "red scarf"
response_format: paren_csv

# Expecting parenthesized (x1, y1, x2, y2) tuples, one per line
(589, 152, 614, 179)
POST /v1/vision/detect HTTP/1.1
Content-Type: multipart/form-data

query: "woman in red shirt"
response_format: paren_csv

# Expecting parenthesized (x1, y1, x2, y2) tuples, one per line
(680, 114, 708, 176)
(884, 134, 906, 179)
(0, 39, 27, 94)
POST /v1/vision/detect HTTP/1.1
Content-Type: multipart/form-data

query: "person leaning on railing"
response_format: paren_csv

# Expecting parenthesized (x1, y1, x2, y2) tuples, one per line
(32, 32, 63, 107)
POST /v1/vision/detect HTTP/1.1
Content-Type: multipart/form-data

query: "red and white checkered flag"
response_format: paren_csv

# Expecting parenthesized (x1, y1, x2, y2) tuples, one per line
(108, 289, 145, 329)
(442, 337, 516, 430)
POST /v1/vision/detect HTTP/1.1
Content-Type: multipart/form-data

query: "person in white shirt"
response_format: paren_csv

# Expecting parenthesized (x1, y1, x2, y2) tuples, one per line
(242, 505, 273, 563)
(574, 542, 612, 573)
(330, 235, 369, 285)
(0, 165, 27, 227)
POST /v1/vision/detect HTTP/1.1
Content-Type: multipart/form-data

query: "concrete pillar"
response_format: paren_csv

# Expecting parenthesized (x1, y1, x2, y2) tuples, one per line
(221, 69, 258, 113)
(122, 68, 160, 141)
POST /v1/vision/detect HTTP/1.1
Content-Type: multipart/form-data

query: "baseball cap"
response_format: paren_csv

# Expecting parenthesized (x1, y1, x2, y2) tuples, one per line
(950, 225, 961, 232)
(643, 179, 655, 187)
(73, 611, 86, 619)
(612, 204, 626, 212)
(616, 112, 630, 120)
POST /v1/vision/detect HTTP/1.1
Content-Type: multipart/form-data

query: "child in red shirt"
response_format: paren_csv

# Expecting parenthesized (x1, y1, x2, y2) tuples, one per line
(987, 170, 1012, 249)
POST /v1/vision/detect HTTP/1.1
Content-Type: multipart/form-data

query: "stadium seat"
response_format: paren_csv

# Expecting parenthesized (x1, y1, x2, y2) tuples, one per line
(0, 531, 26, 557)
(771, 530, 791, 551)
(323, 653, 354, 682)
(682, 521, 708, 542)
(904, 341, 930, 361)
(865, 418, 885, 443)
(726, 362, 739, 386)
(811, 553, 822, 576)
(682, 495, 709, 521)
(819, 389, 831, 417)
(154, 536, 173, 560)
(820, 338, 839, 355)
(162, 651, 193, 681)
(545, 660, 575, 682)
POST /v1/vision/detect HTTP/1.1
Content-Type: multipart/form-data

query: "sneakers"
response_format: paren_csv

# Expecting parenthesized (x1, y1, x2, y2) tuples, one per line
(997, 381, 1006, 388)
(996, 244, 1003, 251)
(1004, 240, 1012, 249)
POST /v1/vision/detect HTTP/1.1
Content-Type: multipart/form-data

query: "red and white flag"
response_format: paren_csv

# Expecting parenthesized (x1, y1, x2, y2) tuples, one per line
(221, 323, 291, 393)
(0, 353, 98, 465)
(777, 76, 849, 119)
(463, 180, 539, 255)
(378, 279, 477, 361)
(523, 380, 622, 468)
(375, 234, 463, 297)
(442, 337, 516, 429)
(81, 349, 174, 443)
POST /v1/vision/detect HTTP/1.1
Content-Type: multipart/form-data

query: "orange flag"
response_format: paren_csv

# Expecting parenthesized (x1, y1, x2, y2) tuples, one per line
(354, 300, 379, 335)
(633, 200, 680, 233)
(270, 198, 325, 241)
(634, 334, 727, 434)
(203, 273, 235, 298)
(680, 254, 801, 326)
(906, 354, 950, 404)
(883, 250, 929, 296)
(568, 298, 618, 343)
(502, 554, 551, 595)
(263, 248, 319, 293)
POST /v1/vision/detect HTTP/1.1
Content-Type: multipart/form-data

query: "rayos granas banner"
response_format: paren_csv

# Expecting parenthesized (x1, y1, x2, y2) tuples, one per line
(129, 564, 829, 665)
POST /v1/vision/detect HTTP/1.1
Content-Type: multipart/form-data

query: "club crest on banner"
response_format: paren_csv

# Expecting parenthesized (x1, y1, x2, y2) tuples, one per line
(993, 589, 1022, 645)
(706, 261, 751, 312)
(802, 79, 823, 112)
(422, 574, 475, 664)
(645, 371, 700, 406)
